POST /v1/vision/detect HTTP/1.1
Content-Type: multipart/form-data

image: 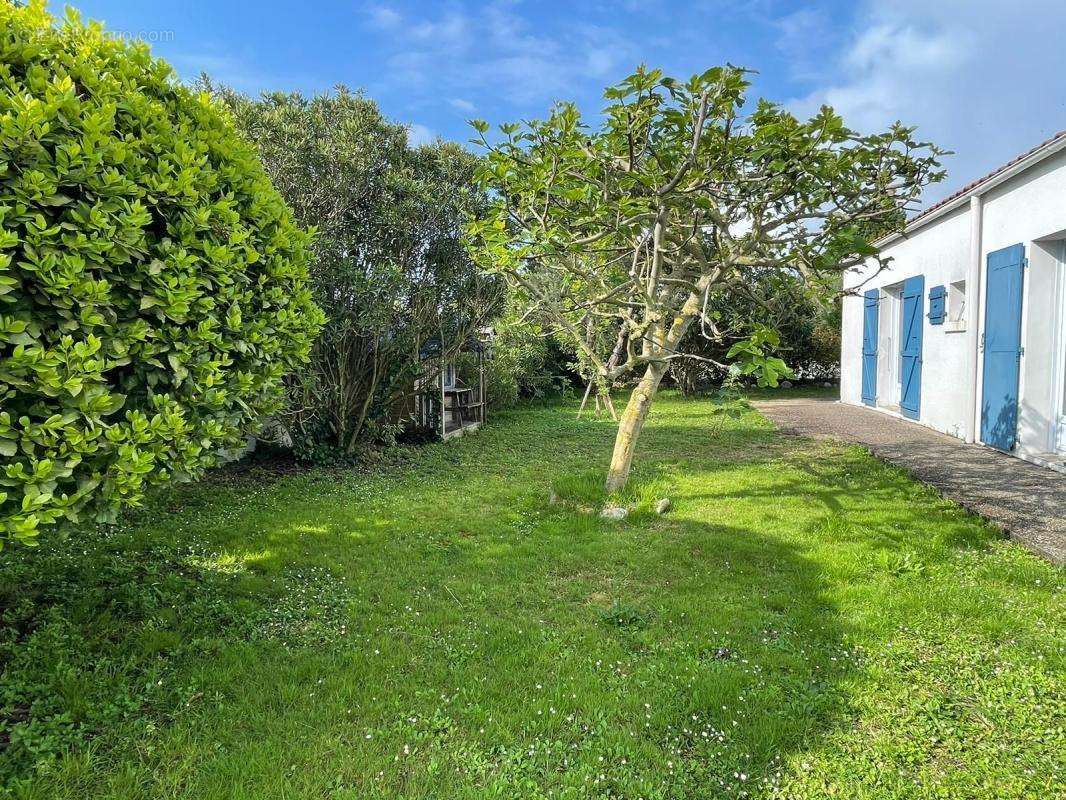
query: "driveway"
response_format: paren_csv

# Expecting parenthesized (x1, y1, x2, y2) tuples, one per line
(754, 397, 1066, 565)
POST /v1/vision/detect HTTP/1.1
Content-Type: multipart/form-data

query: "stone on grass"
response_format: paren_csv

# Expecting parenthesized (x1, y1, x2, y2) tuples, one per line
(780, 380, 793, 388)
(600, 506, 628, 521)
(655, 498, 672, 515)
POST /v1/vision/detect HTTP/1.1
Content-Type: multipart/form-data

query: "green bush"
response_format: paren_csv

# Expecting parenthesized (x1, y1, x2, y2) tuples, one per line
(486, 315, 576, 408)
(213, 87, 502, 460)
(0, 2, 324, 546)
(669, 270, 840, 394)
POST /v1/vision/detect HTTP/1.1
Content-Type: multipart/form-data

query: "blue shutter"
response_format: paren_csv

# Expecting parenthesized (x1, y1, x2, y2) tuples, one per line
(980, 244, 1025, 451)
(861, 289, 879, 406)
(927, 285, 947, 324)
(899, 276, 924, 420)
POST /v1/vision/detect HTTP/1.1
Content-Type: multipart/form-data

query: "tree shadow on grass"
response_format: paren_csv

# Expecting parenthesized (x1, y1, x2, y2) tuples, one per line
(319, 512, 859, 798)
(132, 513, 858, 798)
(273, 451, 864, 797)
(0, 400, 998, 797)
(650, 427, 997, 562)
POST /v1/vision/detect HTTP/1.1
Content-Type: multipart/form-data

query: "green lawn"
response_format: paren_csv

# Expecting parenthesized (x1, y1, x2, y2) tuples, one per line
(1, 393, 1062, 799)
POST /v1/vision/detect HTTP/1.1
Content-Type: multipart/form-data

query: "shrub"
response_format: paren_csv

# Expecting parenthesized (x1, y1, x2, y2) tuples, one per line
(214, 86, 502, 460)
(485, 314, 576, 408)
(0, 3, 324, 546)
(670, 271, 839, 394)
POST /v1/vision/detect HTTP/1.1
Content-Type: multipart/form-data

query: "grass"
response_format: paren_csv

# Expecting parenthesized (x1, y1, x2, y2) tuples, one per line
(0, 391, 1062, 799)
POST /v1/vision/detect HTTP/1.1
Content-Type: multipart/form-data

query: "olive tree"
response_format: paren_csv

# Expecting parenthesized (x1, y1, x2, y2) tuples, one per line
(467, 66, 944, 492)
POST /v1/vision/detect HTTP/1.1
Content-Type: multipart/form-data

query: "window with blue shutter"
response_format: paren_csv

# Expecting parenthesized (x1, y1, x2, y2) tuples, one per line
(927, 285, 947, 325)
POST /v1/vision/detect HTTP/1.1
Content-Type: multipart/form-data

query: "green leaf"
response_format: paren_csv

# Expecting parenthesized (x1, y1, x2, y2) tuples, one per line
(0, 1, 324, 548)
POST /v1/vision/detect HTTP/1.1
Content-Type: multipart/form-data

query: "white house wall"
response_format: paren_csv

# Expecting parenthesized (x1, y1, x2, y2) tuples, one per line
(841, 204, 974, 438)
(1019, 240, 1061, 454)
(841, 146, 1066, 456)
(977, 149, 1066, 455)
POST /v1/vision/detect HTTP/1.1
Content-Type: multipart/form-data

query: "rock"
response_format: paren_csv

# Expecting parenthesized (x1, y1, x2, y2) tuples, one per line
(780, 380, 793, 389)
(655, 498, 672, 515)
(600, 506, 628, 521)
(822, 381, 834, 388)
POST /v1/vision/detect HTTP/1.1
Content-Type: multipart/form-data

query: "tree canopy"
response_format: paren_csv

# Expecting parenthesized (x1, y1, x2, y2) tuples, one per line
(214, 86, 503, 460)
(467, 65, 944, 491)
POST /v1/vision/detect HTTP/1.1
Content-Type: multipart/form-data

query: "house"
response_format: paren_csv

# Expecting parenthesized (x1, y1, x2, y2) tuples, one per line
(840, 131, 1066, 471)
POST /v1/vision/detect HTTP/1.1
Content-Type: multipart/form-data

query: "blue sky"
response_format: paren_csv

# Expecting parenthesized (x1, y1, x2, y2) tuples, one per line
(61, 0, 1066, 205)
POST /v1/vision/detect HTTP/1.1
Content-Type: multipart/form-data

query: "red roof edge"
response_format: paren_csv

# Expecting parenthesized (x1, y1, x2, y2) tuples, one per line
(880, 129, 1066, 244)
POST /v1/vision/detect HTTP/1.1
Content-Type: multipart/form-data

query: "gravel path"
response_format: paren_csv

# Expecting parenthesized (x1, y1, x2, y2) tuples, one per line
(754, 397, 1066, 565)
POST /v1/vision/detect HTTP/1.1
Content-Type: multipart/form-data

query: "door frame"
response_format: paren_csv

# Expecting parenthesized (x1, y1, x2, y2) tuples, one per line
(1053, 241, 1066, 453)
(880, 282, 904, 409)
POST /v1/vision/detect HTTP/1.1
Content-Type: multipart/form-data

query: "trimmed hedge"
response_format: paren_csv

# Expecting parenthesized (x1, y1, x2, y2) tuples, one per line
(0, 2, 324, 546)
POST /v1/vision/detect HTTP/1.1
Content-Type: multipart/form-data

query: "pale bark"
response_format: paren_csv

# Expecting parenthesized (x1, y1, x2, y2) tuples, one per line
(605, 361, 668, 493)
(577, 379, 594, 419)
(604, 309, 699, 493)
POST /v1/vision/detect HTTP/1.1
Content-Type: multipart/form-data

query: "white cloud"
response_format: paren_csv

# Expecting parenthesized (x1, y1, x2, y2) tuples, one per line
(793, 23, 969, 135)
(774, 8, 835, 81)
(406, 123, 436, 146)
(449, 97, 476, 113)
(366, 5, 402, 29)
(786, 0, 1066, 205)
(362, 1, 639, 108)
(409, 12, 470, 47)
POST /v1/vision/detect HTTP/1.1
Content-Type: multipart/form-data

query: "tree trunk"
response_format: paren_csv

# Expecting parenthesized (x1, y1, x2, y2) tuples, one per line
(605, 361, 668, 493)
